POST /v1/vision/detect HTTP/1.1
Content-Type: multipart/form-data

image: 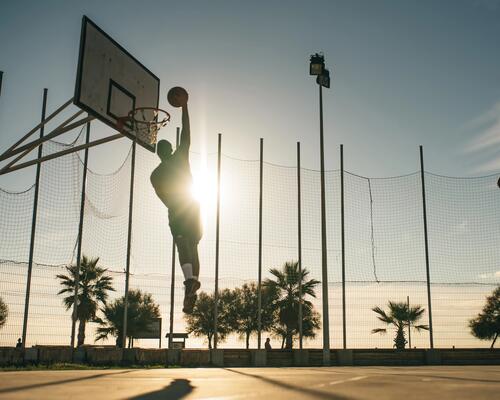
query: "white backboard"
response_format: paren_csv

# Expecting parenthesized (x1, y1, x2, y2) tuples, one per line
(74, 16, 159, 152)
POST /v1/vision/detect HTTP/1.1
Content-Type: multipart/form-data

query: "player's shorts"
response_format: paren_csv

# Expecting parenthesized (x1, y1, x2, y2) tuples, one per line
(168, 199, 202, 243)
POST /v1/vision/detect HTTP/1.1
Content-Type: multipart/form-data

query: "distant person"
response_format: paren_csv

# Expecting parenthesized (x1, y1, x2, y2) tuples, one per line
(151, 91, 202, 314)
(265, 338, 272, 350)
(16, 338, 22, 348)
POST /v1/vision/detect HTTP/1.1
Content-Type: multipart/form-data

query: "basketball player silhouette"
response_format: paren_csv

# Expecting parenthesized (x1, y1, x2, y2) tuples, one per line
(150, 91, 201, 314)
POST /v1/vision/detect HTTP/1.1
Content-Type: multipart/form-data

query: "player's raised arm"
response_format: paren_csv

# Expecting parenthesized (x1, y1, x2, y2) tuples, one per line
(179, 104, 190, 151)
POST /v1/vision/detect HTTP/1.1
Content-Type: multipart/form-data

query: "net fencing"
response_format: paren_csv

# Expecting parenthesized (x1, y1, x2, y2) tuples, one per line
(0, 129, 499, 349)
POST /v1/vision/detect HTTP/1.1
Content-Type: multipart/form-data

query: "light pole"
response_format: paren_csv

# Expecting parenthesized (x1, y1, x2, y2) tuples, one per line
(309, 53, 331, 365)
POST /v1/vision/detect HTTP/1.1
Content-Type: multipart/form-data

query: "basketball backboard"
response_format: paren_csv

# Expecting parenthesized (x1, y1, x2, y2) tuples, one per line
(74, 16, 160, 152)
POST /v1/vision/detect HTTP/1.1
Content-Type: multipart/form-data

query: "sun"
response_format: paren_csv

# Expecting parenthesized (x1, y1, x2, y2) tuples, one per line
(190, 164, 218, 222)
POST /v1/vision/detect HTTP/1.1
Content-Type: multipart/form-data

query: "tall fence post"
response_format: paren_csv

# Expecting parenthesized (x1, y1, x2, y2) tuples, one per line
(70, 121, 91, 348)
(122, 140, 136, 348)
(21, 88, 47, 348)
(168, 128, 180, 348)
(341, 144, 346, 349)
(419, 145, 434, 349)
(297, 141, 303, 349)
(319, 84, 330, 365)
(213, 133, 222, 349)
(257, 137, 263, 349)
(407, 295, 412, 349)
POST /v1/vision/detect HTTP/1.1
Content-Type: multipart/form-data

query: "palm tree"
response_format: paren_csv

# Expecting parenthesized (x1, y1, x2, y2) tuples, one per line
(57, 255, 115, 346)
(264, 261, 321, 349)
(271, 305, 320, 349)
(95, 289, 160, 348)
(0, 296, 8, 330)
(372, 301, 429, 349)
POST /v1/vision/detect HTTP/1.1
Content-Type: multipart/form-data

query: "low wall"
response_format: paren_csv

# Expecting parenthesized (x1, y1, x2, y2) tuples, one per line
(0, 347, 498, 367)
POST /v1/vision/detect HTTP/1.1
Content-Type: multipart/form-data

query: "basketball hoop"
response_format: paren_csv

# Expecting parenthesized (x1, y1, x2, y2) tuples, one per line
(117, 107, 170, 146)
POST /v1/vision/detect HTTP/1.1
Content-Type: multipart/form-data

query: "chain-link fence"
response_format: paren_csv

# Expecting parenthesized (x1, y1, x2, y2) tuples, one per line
(1, 123, 498, 350)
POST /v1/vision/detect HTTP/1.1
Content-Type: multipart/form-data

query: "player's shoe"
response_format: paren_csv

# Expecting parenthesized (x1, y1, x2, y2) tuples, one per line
(182, 278, 200, 314)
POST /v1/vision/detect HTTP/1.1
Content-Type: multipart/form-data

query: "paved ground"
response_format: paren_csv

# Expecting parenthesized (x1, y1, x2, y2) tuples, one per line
(0, 366, 498, 400)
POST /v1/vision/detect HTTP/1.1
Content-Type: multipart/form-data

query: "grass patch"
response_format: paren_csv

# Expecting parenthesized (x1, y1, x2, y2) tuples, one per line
(0, 363, 177, 371)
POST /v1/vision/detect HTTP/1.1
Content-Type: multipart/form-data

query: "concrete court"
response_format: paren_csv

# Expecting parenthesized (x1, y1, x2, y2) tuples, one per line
(0, 366, 499, 400)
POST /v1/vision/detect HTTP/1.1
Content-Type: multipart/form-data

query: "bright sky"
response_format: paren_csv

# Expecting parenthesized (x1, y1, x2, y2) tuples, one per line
(1, 0, 500, 191)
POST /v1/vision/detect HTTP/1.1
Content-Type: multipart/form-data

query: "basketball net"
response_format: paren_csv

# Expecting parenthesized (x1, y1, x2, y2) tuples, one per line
(117, 107, 170, 146)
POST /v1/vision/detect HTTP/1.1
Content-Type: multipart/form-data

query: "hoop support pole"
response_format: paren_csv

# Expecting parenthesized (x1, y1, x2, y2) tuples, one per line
(122, 140, 137, 348)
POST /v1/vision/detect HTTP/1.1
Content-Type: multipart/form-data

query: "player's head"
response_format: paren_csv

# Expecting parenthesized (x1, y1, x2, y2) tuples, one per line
(157, 139, 173, 160)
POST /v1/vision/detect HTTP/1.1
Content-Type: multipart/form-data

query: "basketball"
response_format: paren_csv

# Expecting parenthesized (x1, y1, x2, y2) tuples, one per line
(167, 86, 189, 108)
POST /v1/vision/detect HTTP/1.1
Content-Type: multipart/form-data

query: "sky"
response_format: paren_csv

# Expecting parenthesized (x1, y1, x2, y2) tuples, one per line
(1, 0, 500, 191)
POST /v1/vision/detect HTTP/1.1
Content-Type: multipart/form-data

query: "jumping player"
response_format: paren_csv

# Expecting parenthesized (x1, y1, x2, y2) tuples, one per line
(150, 94, 202, 314)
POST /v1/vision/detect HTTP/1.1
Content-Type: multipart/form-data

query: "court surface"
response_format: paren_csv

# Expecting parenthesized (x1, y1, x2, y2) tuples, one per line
(0, 366, 498, 400)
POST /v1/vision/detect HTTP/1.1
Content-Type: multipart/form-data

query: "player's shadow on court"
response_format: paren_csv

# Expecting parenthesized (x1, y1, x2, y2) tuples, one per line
(129, 378, 194, 400)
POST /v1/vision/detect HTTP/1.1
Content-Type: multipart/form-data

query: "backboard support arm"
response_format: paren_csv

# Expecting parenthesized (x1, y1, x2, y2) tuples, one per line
(0, 133, 124, 176)
(0, 97, 74, 161)
(0, 111, 89, 173)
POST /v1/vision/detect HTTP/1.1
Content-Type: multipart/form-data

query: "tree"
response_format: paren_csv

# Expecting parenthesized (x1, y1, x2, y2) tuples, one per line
(95, 289, 160, 348)
(185, 289, 235, 349)
(57, 255, 115, 346)
(231, 282, 278, 348)
(371, 301, 429, 349)
(264, 261, 321, 349)
(0, 296, 8, 330)
(271, 305, 321, 349)
(469, 285, 500, 348)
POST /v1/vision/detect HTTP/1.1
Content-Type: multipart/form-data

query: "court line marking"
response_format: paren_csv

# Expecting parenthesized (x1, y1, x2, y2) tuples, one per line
(199, 375, 369, 399)
(314, 375, 368, 388)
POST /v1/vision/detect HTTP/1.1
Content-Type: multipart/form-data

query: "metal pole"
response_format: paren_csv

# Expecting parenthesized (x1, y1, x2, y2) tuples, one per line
(159, 318, 162, 349)
(213, 134, 222, 349)
(341, 144, 346, 349)
(122, 140, 136, 348)
(297, 142, 303, 349)
(319, 84, 330, 364)
(168, 128, 180, 348)
(407, 295, 412, 349)
(21, 88, 47, 348)
(257, 138, 263, 349)
(70, 121, 91, 348)
(419, 145, 434, 349)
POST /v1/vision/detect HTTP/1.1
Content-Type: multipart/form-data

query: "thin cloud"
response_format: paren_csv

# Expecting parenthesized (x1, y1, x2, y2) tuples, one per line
(464, 101, 500, 173)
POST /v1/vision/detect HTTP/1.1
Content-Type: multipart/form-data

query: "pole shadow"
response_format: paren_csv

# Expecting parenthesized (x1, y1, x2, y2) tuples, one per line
(0, 370, 133, 395)
(224, 368, 352, 400)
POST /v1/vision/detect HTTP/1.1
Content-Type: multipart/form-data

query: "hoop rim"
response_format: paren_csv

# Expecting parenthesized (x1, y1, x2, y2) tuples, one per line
(128, 107, 171, 127)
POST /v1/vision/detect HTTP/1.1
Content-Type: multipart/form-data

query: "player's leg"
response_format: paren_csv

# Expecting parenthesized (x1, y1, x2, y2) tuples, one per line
(175, 234, 200, 313)
(191, 243, 200, 279)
